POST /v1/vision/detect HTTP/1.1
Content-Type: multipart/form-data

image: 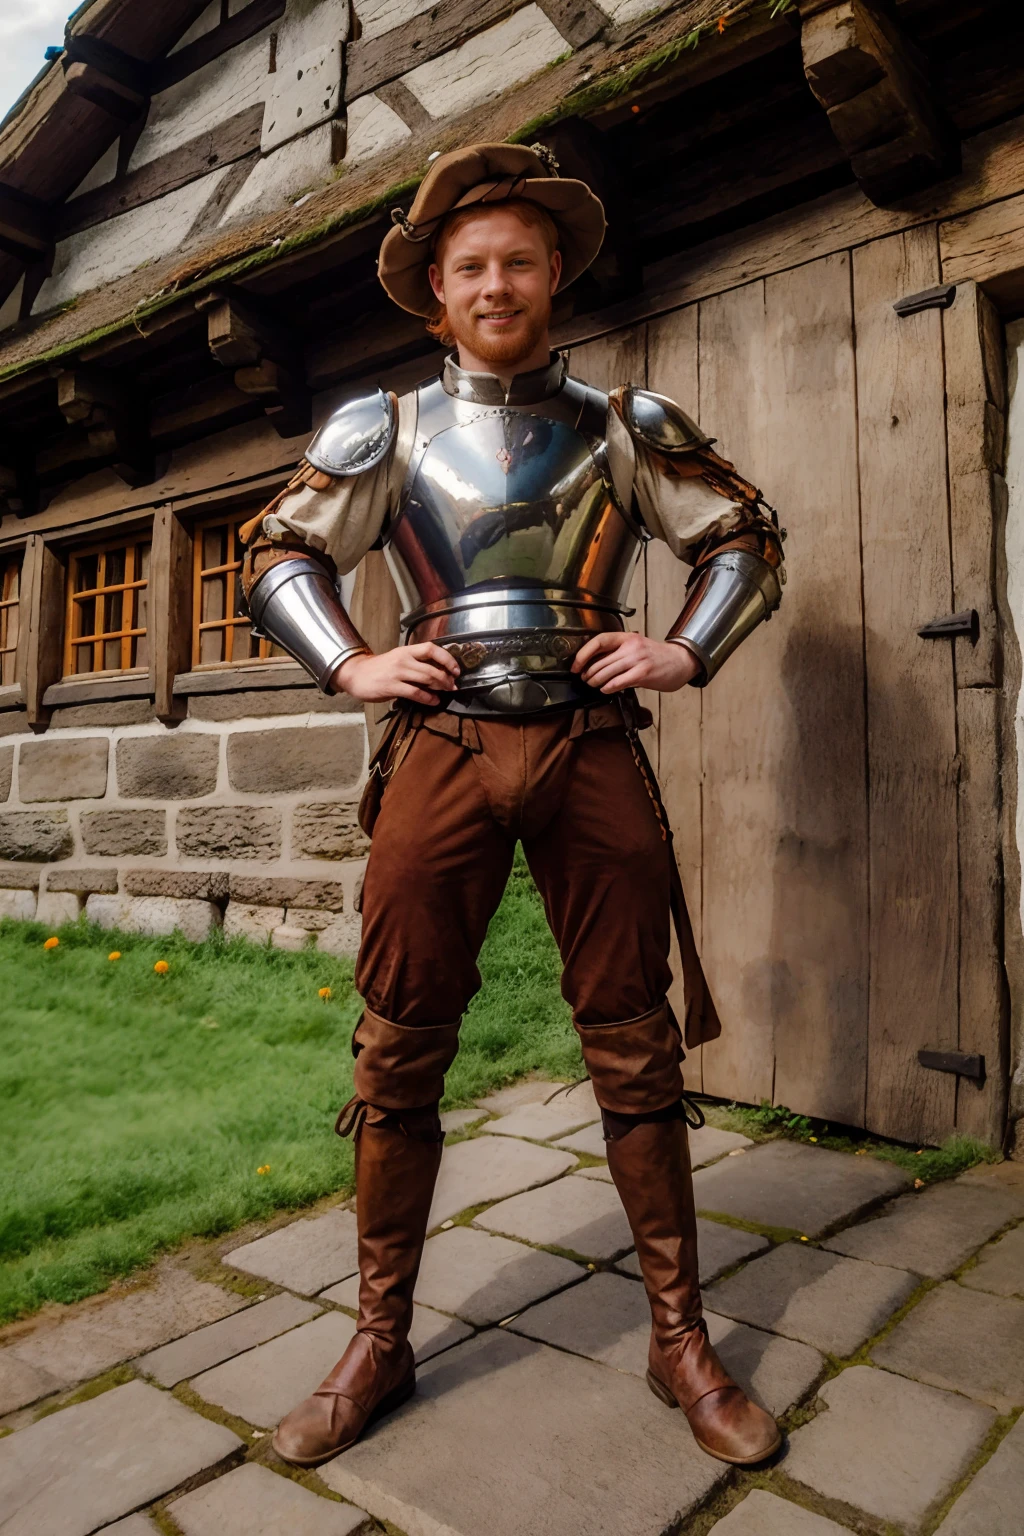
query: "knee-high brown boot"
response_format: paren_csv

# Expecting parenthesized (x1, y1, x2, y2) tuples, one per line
(605, 1111, 780, 1466)
(272, 1104, 443, 1467)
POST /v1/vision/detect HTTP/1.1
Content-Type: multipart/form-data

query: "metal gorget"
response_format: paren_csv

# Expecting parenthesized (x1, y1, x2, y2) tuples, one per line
(385, 354, 643, 714)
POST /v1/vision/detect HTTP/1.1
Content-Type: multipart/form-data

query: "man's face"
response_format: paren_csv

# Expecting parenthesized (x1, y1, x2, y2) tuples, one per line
(428, 206, 562, 369)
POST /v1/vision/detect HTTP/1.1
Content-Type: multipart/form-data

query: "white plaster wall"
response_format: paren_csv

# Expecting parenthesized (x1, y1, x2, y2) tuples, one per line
(344, 92, 412, 166)
(129, 31, 274, 170)
(1005, 318, 1024, 1124)
(275, 0, 351, 70)
(34, 169, 230, 312)
(402, 5, 569, 118)
(169, 1, 222, 54)
(220, 120, 338, 224)
(355, 0, 437, 41)
(69, 138, 119, 200)
(600, 0, 667, 25)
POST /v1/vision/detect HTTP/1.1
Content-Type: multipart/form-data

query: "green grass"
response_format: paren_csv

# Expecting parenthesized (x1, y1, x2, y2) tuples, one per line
(0, 856, 581, 1325)
(708, 1098, 998, 1184)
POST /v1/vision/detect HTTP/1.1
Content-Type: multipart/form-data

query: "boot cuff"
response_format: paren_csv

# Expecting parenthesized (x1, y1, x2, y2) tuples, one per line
(352, 1007, 461, 1109)
(574, 1000, 684, 1114)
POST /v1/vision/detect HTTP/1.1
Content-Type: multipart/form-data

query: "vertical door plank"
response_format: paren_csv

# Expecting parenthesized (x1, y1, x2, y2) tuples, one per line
(765, 255, 870, 1123)
(698, 257, 870, 1120)
(149, 506, 192, 724)
(696, 278, 779, 1106)
(854, 226, 959, 1144)
(646, 307, 705, 1083)
(956, 685, 1007, 1142)
(22, 535, 64, 729)
(943, 281, 1009, 1145)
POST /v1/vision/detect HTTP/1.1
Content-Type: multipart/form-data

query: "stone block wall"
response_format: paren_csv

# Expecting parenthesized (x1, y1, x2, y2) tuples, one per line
(0, 689, 369, 957)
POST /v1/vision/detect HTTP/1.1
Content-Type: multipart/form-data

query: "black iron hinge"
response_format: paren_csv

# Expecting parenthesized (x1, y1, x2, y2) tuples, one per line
(918, 610, 978, 641)
(893, 284, 957, 317)
(918, 1049, 985, 1083)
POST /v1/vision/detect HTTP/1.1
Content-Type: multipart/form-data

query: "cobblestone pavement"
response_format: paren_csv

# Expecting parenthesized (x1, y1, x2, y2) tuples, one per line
(2, 1079, 1022, 1535)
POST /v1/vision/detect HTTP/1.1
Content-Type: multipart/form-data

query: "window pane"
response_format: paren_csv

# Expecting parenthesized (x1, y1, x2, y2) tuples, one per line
(75, 554, 98, 594)
(74, 597, 95, 640)
(201, 574, 226, 624)
(203, 527, 227, 570)
(106, 548, 125, 586)
(200, 626, 224, 665)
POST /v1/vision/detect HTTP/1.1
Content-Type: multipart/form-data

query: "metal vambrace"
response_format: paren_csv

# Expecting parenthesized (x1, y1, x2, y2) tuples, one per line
(666, 549, 782, 685)
(247, 557, 369, 692)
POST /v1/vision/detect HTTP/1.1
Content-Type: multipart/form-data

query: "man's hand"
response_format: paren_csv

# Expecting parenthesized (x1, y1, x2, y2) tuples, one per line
(332, 643, 460, 705)
(571, 632, 702, 693)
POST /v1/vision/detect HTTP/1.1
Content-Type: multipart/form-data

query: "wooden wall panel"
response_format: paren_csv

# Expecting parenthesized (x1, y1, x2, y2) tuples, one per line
(645, 307, 705, 1083)
(854, 227, 959, 1144)
(696, 257, 870, 1120)
(762, 254, 869, 1125)
(696, 279, 778, 1106)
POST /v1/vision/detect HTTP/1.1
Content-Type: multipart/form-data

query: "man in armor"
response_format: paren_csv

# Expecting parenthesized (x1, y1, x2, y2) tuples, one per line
(241, 143, 785, 1471)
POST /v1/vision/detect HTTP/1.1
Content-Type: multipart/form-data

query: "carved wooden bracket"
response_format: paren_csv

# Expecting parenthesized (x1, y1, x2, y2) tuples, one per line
(798, 0, 958, 203)
(62, 35, 149, 122)
(0, 458, 39, 519)
(198, 287, 311, 439)
(55, 367, 154, 488)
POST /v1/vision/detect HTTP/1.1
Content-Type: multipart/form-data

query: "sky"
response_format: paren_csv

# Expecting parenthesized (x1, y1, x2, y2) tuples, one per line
(1, 2, 77, 122)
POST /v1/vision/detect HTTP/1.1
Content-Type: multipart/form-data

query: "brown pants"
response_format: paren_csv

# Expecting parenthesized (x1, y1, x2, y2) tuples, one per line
(351, 706, 688, 1117)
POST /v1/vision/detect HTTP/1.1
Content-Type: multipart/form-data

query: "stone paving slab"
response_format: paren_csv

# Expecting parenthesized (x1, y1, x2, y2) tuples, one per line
(136, 1293, 322, 1387)
(440, 1108, 486, 1134)
(959, 1224, 1024, 1297)
(319, 1328, 727, 1535)
(693, 1140, 909, 1237)
(934, 1413, 1024, 1535)
(484, 1100, 599, 1142)
(0, 1380, 241, 1536)
(688, 1125, 755, 1168)
(0, 1267, 246, 1413)
(193, 1304, 470, 1429)
(476, 1173, 633, 1259)
(428, 1137, 576, 1229)
(575, 1161, 614, 1183)
(822, 1182, 1024, 1278)
(711, 1489, 852, 1533)
(169, 1461, 371, 1535)
(554, 1122, 607, 1158)
(316, 1281, 474, 1359)
(705, 1242, 917, 1356)
(412, 1224, 583, 1325)
(508, 1271, 822, 1418)
(787, 1366, 995, 1530)
(873, 1282, 1024, 1412)
(224, 1209, 359, 1294)
(475, 1080, 567, 1114)
(956, 1159, 1024, 1205)
(616, 1219, 769, 1286)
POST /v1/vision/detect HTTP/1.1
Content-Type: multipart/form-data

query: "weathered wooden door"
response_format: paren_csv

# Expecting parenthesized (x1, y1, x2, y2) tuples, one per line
(573, 228, 1008, 1147)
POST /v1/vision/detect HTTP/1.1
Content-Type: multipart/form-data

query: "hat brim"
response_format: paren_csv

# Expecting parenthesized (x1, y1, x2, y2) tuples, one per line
(378, 176, 606, 317)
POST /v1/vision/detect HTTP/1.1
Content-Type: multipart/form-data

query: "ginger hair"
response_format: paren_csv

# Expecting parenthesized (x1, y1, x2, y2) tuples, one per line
(426, 199, 560, 349)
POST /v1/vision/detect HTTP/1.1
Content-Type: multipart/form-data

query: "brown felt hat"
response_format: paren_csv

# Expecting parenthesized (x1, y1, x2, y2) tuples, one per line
(378, 142, 606, 317)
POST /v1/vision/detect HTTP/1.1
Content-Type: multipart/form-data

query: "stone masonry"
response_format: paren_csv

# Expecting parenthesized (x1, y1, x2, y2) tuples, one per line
(2, 1102, 1022, 1535)
(0, 699, 367, 957)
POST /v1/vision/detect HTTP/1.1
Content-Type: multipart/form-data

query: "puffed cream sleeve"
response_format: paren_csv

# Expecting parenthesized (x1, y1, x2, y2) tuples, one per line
(605, 404, 748, 561)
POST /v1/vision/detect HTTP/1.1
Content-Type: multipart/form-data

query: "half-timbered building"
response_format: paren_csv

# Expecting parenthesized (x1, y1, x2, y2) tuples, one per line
(2, 0, 1024, 1152)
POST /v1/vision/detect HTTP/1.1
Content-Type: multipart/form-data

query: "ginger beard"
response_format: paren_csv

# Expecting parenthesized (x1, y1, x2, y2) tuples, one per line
(427, 203, 562, 374)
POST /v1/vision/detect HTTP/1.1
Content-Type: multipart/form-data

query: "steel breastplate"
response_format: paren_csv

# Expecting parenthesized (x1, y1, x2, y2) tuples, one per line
(385, 374, 643, 714)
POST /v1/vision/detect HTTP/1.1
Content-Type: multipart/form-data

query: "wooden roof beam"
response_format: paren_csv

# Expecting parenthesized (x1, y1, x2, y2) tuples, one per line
(0, 187, 51, 259)
(798, 0, 959, 203)
(198, 287, 310, 440)
(55, 365, 154, 488)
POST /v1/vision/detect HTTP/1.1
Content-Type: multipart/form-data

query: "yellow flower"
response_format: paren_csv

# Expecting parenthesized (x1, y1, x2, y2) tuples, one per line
(43, 936, 59, 950)
(318, 986, 332, 1001)
(914, 1178, 925, 1189)
(809, 1136, 817, 1143)
(257, 1164, 271, 1176)
(108, 951, 121, 962)
(154, 960, 169, 975)
(799, 1235, 809, 1241)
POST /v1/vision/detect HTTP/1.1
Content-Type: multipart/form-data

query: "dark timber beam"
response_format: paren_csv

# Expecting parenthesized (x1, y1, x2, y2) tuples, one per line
(198, 287, 311, 439)
(0, 186, 51, 259)
(55, 366, 154, 488)
(798, 0, 959, 202)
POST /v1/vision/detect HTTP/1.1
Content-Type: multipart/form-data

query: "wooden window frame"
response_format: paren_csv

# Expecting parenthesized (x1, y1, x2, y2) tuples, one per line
(0, 550, 21, 689)
(63, 533, 151, 679)
(190, 508, 285, 669)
